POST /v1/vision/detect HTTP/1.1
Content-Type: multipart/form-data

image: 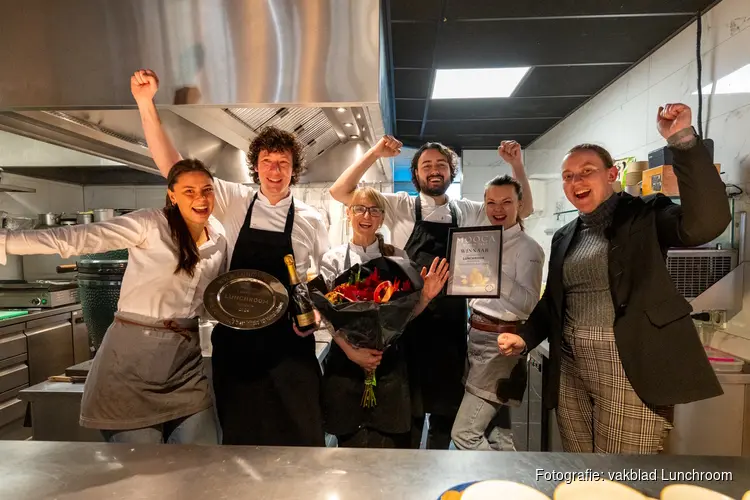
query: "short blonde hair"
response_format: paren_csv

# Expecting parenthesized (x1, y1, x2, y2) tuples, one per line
(348, 186, 395, 257)
(350, 186, 387, 213)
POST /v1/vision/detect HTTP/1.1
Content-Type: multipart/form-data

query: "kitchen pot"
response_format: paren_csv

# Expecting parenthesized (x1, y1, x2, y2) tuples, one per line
(36, 213, 59, 228)
(93, 208, 115, 222)
(77, 212, 93, 224)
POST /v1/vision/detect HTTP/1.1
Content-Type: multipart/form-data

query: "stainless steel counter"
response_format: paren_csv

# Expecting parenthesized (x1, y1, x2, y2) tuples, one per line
(0, 441, 748, 499)
(0, 303, 82, 328)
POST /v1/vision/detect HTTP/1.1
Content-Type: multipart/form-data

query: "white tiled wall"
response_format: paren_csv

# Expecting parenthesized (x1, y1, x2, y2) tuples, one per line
(461, 0, 750, 351)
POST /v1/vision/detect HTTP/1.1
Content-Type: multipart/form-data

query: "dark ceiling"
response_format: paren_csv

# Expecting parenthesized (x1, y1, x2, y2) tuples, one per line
(384, 0, 719, 151)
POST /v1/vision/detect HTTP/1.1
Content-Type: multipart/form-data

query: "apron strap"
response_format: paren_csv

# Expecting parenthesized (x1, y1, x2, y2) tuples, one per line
(448, 200, 458, 226)
(344, 243, 351, 269)
(284, 198, 296, 235)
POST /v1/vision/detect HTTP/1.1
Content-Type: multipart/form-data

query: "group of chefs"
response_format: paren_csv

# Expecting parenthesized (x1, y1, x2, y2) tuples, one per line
(0, 69, 731, 456)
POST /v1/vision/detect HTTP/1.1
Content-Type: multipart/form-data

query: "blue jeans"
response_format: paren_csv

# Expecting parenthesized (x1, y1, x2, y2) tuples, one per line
(101, 407, 218, 445)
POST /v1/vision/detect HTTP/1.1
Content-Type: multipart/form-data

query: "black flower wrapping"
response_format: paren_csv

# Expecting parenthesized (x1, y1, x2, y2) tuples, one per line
(308, 256, 424, 350)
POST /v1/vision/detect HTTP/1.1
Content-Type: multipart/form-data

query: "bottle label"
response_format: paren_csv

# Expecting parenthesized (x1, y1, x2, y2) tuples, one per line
(296, 311, 316, 327)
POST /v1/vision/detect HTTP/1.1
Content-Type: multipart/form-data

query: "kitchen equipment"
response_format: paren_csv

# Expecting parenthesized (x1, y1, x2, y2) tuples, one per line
(704, 346, 745, 373)
(648, 139, 715, 169)
(59, 213, 77, 225)
(35, 213, 59, 228)
(76, 212, 93, 224)
(115, 209, 135, 216)
(666, 248, 737, 300)
(92, 209, 115, 222)
(22, 255, 78, 281)
(0, 310, 29, 320)
(0, 280, 79, 308)
(1, 214, 35, 230)
(75, 259, 127, 351)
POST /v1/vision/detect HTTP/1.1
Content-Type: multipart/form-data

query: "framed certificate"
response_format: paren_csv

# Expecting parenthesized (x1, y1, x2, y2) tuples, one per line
(445, 226, 503, 298)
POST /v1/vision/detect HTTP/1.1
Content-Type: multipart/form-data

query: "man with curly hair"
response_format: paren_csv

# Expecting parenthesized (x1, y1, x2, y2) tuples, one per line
(131, 69, 329, 447)
(330, 136, 534, 449)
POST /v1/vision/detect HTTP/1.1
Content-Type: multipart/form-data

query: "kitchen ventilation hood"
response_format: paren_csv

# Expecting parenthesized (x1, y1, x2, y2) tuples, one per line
(0, 0, 392, 185)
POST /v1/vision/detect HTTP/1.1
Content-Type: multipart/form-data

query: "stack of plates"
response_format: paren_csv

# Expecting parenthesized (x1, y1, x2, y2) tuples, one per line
(439, 479, 747, 499)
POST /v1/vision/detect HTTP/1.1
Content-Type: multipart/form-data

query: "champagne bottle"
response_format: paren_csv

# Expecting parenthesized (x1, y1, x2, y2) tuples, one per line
(283, 254, 317, 332)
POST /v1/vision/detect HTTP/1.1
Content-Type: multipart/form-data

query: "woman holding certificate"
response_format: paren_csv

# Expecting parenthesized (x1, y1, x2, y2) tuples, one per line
(318, 187, 449, 448)
(497, 103, 730, 454)
(0, 160, 225, 444)
(450, 174, 544, 451)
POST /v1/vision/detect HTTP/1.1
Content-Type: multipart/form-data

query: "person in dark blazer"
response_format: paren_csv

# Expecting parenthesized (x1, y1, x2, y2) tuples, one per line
(497, 103, 730, 454)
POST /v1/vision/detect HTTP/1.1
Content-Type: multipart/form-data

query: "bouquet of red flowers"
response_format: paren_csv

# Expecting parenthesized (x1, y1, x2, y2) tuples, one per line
(309, 256, 423, 407)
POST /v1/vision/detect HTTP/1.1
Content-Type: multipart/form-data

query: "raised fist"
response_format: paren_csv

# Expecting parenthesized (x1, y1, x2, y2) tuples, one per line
(657, 103, 692, 140)
(131, 69, 159, 104)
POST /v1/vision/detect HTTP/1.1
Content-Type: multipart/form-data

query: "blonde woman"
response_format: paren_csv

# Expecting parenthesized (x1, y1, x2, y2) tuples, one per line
(450, 175, 544, 451)
(319, 187, 448, 448)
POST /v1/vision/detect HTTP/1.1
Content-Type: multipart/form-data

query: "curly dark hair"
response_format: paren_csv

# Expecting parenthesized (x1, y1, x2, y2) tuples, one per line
(247, 126, 305, 185)
(410, 142, 460, 192)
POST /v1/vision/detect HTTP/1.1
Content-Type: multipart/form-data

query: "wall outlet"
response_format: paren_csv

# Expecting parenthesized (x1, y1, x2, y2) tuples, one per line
(711, 310, 727, 329)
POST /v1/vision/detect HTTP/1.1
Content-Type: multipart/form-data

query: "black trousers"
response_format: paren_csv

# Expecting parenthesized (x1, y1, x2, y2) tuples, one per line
(338, 427, 411, 449)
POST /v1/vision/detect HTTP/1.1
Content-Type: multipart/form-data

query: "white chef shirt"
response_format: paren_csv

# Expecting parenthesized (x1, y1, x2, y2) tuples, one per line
(0, 209, 227, 319)
(382, 192, 486, 249)
(212, 178, 330, 276)
(469, 224, 544, 322)
(319, 240, 409, 289)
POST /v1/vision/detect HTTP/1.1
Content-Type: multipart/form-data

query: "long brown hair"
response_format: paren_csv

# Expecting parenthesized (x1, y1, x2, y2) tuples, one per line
(163, 159, 214, 277)
(485, 175, 525, 230)
(350, 186, 396, 257)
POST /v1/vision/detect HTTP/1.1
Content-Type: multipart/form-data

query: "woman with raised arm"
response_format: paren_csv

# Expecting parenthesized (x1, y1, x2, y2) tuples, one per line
(497, 103, 730, 454)
(0, 160, 226, 445)
(450, 175, 544, 451)
(319, 187, 449, 448)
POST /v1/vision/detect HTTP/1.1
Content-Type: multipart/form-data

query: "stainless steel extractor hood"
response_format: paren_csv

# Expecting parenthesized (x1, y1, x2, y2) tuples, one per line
(0, 0, 392, 185)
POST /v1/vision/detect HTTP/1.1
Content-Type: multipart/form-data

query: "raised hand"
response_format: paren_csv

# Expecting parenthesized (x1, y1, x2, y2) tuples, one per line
(498, 140, 523, 168)
(497, 333, 526, 356)
(372, 135, 403, 158)
(657, 103, 692, 140)
(131, 69, 160, 104)
(420, 257, 450, 301)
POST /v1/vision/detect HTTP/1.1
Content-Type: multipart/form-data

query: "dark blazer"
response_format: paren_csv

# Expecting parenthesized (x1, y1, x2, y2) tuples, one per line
(521, 139, 731, 409)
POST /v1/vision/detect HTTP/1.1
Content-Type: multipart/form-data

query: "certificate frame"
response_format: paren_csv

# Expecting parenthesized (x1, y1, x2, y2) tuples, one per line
(445, 225, 503, 298)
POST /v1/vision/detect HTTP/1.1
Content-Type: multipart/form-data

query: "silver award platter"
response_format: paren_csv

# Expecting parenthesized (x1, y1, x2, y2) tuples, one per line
(203, 269, 289, 330)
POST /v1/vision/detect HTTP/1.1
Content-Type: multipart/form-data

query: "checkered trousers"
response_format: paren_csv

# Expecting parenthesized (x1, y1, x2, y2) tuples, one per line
(556, 324, 674, 454)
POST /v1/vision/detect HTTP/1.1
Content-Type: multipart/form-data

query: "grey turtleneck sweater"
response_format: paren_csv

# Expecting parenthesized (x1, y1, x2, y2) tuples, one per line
(562, 194, 619, 327)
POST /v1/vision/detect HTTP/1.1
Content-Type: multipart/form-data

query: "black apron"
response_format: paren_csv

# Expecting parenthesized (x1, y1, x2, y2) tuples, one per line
(321, 245, 411, 436)
(403, 197, 468, 419)
(211, 194, 324, 446)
